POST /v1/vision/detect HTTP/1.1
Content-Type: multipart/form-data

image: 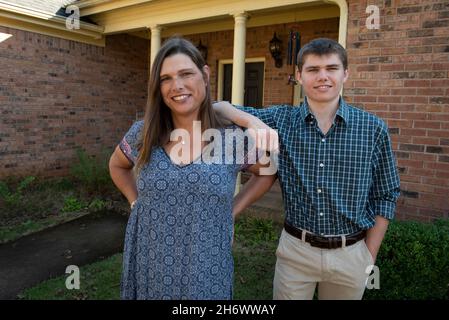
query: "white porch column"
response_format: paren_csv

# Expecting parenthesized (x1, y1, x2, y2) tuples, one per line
(149, 25, 162, 71)
(231, 12, 248, 194)
(328, 0, 348, 97)
(231, 12, 248, 105)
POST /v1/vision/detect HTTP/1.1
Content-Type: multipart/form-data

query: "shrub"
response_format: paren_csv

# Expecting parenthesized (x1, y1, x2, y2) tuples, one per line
(0, 176, 36, 209)
(70, 148, 113, 194)
(53, 178, 74, 191)
(88, 198, 107, 212)
(62, 196, 87, 213)
(364, 218, 449, 300)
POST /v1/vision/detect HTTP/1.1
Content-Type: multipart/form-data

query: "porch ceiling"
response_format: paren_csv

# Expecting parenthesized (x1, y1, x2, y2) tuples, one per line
(78, 0, 339, 36)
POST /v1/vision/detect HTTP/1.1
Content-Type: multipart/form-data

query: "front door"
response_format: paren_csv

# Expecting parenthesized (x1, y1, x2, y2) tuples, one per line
(223, 62, 264, 108)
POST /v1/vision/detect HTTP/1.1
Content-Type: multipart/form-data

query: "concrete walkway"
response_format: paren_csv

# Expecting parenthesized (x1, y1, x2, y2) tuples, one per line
(0, 211, 128, 299)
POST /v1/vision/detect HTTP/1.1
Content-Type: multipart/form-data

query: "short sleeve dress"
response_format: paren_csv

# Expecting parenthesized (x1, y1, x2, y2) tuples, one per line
(119, 121, 254, 300)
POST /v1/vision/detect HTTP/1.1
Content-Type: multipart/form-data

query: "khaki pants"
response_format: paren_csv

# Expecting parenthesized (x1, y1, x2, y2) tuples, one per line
(273, 229, 374, 300)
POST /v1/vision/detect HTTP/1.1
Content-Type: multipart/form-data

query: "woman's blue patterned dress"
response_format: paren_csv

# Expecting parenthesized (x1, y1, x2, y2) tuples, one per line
(119, 121, 251, 300)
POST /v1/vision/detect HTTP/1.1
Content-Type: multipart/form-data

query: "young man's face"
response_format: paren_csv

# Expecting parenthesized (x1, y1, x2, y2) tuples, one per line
(296, 53, 348, 106)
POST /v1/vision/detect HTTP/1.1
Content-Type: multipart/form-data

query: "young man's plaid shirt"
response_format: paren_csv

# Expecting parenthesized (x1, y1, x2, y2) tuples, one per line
(237, 97, 400, 236)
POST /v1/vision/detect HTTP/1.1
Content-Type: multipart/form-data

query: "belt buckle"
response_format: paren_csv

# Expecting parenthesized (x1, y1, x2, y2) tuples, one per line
(309, 236, 339, 249)
(308, 237, 324, 248)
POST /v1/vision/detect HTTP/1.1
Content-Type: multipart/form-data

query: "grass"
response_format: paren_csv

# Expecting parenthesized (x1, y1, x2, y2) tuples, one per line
(19, 254, 123, 300)
(16, 214, 449, 300)
(19, 215, 282, 300)
(233, 216, 281, 300)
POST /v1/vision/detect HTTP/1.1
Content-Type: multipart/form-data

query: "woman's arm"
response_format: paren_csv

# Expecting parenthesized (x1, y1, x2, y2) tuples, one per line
(213, 101, 279, 153)
(109, 145, 138, 206)
(214, 101, 260, 128)
(233, 163, 277, 219)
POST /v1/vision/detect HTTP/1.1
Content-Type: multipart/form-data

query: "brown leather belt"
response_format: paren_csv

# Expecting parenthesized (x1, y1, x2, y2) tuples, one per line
(284, 222, 366, 249)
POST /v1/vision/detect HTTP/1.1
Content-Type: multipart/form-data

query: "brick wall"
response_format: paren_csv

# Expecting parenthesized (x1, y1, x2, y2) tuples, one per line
(186, 18, 339, 105)
(344, 0, 449, 221)
(0, 27, 148, 178)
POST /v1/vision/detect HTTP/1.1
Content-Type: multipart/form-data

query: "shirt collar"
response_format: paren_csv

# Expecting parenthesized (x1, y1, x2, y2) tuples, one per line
(299, 96, 349, 124)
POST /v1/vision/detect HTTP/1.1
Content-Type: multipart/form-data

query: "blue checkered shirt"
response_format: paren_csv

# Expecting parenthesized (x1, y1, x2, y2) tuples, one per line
(237, 97, 400, 236)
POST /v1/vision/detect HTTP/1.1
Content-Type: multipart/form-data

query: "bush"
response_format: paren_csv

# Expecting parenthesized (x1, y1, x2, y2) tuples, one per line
(70, 148, 113, 194)
(0, 176, 36, 210)
(364, 218, 449, 300)
(88, 198, 107, 212)
(62, 196, 87, 213)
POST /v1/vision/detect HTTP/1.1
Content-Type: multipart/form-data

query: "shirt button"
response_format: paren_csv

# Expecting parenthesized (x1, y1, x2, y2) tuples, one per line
(321, 138, 326, 142)
(317, 189, 322, 193)
(319, 212, 324, 216)
(319, 163, 324, 168)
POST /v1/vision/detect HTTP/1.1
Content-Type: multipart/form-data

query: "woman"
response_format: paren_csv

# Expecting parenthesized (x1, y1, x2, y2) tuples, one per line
(109, 37, 277, 300)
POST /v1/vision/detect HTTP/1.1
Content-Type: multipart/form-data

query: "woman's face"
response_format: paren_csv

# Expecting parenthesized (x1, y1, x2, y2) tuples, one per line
(159, 53, 209, 118)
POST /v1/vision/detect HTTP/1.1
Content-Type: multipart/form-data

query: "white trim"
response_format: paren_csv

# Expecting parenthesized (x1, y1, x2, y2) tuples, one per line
(324, 0, 348, 48)
(217, 57, 265, 105)
(324, 0, 348, 96)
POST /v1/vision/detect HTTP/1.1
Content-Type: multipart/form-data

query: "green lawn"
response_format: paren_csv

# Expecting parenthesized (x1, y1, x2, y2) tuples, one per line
(20, 216, 282, 300)
(17, 216, 449, 300)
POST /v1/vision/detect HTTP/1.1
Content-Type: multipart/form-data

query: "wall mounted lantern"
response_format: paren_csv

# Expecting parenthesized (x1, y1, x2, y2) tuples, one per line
(197, 40, 208, 62)
(269, 32, 282, 68)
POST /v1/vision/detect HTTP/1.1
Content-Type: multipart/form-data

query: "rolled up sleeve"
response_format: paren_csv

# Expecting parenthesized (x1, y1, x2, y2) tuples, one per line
(369, 128, 401, 220)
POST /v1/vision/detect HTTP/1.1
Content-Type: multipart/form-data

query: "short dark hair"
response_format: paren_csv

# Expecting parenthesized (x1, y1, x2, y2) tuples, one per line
(297, 38, 348, 71)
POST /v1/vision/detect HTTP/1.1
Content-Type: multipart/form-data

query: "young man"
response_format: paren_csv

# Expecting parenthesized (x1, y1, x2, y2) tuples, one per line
(215, 38, 400, 299)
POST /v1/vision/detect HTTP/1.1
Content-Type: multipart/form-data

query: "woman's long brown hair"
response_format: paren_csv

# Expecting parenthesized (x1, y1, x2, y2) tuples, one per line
(135, 37, 223, 173)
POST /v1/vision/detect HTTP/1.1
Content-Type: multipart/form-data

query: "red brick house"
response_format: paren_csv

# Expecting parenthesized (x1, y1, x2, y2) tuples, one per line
(0, 0, 448, 221)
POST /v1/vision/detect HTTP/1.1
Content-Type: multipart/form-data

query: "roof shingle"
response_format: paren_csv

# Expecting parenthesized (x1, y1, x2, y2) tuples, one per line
(3, 0, 80, 17)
